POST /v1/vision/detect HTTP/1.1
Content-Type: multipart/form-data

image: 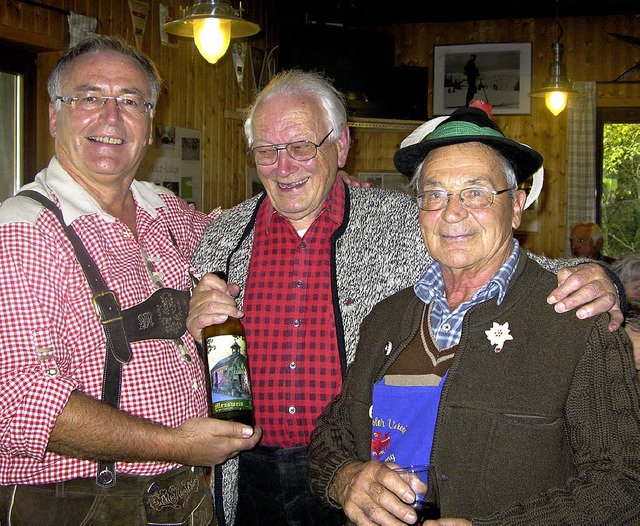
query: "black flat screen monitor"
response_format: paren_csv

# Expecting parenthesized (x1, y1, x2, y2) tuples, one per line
(277, 23, 428, 121)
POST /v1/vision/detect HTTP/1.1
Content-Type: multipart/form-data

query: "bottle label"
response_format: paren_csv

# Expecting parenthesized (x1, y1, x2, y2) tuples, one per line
(205, 334, 253, 415)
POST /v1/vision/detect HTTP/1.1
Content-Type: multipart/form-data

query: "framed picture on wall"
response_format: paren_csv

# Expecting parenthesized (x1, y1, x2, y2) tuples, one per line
(433, 42, 532, 116)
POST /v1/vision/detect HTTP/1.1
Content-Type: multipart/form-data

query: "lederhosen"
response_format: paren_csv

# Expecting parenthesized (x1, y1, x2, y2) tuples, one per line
(0, 191, 214, 526)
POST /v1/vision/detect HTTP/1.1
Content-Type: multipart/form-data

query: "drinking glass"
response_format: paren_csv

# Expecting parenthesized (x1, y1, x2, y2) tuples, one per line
(392, 464, 440, 524)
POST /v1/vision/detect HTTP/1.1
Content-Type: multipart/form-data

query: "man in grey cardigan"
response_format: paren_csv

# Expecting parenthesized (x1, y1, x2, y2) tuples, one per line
(187, 70, 622, 526)
(307, 107, 640, 525)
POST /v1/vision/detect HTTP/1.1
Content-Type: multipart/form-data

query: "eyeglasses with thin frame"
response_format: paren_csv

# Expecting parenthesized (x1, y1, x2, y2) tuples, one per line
(250, 129, 334, 166)
(416, 186, 512, 211)
(55, 92, 154, 116)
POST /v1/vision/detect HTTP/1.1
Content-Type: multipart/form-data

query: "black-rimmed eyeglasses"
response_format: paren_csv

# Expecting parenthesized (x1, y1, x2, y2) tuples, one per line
(416, 187, 512, 211)
(55, 93, 154, 116)
(249, 129, 333, 166)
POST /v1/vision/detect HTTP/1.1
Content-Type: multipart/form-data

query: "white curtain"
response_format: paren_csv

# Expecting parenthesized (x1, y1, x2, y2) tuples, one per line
(564, 81, 597, 256)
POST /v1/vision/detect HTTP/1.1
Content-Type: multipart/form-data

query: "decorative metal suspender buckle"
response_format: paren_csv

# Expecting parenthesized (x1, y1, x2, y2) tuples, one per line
(92, 290, 123, 324)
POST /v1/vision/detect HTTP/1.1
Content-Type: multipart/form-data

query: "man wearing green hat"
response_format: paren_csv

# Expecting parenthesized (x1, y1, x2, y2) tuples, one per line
(308, 106, 640, 525)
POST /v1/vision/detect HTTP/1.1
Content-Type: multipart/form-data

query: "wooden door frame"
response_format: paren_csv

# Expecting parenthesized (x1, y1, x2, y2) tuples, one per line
(0, 42, 38, 184)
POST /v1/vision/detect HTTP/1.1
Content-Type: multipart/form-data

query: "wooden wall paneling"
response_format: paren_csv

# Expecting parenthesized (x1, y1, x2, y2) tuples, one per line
(36, 51, 58, 172)
(0, 6, 65, 50)
(142, 0, 154, 57)
(111, 0, 125, 39)
(216, 58, 227, 209)
(208, 59, 221, 211)
(4, 0, 25, 30)
(222, 69, 233, 209)
(194, 53, 208, 207)
(217, 59, 230, 209)
(97, 0, 113, 36)
(155, 47, 169, 125)
(227, 61, 242, 208)
(345, 128, 406, 177)
(227, 61, 243, 208)
(6, 2, 640, 256)
(31, 0, 50, 36)
(223, 60, 237, 208)
(185, 45, 198, 130)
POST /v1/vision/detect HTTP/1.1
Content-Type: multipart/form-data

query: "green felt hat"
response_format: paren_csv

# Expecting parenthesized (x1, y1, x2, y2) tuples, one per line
(394, 107, 543, 184)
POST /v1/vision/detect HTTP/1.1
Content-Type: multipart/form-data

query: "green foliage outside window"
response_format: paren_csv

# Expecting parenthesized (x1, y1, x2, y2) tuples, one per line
(602, 123, 640, 258)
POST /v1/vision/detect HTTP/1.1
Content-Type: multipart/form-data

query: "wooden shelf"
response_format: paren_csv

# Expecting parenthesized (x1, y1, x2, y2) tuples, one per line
(227, 110, 423, 132)
(347, 117, 423, 132)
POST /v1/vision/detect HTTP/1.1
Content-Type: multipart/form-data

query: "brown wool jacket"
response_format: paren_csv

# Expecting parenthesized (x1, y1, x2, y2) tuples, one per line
(308, 249, 640, 525)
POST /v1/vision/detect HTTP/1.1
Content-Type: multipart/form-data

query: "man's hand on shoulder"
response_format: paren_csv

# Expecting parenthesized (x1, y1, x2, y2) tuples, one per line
(339, 170, 371, 188)
(547, 262, 623, 331)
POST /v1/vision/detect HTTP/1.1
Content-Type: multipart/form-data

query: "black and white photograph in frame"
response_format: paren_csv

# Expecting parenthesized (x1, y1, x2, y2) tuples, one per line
(433, 42, 532, 115)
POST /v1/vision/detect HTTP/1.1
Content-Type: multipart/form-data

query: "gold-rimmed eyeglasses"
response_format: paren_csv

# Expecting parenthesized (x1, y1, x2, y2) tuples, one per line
(55, 92, 154, 116)
(250, 129, 333, 166)
(416, 186, 512, 211)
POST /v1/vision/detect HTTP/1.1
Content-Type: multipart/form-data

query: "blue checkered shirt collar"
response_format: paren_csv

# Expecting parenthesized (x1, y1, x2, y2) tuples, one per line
(414, 239, 520, 349)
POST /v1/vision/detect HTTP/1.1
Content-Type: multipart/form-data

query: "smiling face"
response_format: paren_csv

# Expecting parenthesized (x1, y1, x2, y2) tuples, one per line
(418, 142, 526, 283)
(251, 94, 349, 231)
(48, 50, 154, 192)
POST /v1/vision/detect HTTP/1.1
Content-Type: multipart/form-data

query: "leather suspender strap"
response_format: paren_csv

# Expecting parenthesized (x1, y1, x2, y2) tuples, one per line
(19, 190, 129, 488)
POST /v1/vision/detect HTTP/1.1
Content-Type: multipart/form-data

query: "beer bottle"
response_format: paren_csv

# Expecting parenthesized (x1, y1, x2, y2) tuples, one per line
(202, 273, 254, 427)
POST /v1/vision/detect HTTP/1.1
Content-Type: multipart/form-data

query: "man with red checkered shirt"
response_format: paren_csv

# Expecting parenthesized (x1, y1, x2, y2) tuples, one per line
(0, 36, 261, 525)
(186, 69, 624, 526)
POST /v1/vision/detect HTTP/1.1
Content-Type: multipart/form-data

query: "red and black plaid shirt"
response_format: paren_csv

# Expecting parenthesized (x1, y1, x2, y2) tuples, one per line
(243, 180, 345, 447)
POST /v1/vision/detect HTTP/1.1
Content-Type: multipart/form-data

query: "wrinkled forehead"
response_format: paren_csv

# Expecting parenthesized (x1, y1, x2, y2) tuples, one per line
(253, 94, 326, 142)
(61, 51, 150, 93)
(420, 143, 506, 186)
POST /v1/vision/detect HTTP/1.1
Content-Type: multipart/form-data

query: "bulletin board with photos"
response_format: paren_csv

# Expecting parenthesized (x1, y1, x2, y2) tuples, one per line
(138, 125, 202, 210)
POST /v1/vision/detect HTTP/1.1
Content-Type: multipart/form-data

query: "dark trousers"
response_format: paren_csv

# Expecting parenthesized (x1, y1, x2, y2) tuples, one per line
(235, 445, 345, 526)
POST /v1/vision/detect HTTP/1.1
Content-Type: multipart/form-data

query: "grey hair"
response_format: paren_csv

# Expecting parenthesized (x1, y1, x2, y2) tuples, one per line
(570, 221, 603, 242)
(47, 35, 163, 115)
(243, 69, 347, 147)
(612, 251, 640, 285)
(409, 142, 518, 196)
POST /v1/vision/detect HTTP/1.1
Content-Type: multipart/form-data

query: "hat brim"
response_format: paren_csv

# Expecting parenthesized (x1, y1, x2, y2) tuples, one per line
(394, 135, 543, 185)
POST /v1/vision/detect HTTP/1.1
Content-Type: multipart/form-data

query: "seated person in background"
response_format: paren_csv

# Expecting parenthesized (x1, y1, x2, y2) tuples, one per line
(307, 107, 640, 525)
(570, 221, 616, 263)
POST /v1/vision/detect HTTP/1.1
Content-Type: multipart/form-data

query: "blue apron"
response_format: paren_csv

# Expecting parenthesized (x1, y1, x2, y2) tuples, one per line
(370, 372, 447, 466)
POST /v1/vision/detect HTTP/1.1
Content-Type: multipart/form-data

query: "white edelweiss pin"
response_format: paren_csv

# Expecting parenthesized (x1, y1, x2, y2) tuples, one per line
(485, 322, 513, 352)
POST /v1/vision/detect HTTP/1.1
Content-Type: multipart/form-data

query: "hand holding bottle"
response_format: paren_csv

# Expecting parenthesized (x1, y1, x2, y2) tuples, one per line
(174, 416, 261, 467)
(187, 272, 244, 344)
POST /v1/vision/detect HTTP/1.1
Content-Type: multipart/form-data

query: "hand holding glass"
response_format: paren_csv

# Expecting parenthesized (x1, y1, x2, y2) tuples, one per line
(393, 464, 440, 524)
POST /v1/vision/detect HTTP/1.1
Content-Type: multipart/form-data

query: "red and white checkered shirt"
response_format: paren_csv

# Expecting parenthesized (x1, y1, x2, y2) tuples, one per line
(0, 157, 218, 484)
(243, 179, 344, 447)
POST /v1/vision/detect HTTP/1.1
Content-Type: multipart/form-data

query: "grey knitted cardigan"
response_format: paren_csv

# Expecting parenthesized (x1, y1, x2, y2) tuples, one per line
(191, 183, 580, 526)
